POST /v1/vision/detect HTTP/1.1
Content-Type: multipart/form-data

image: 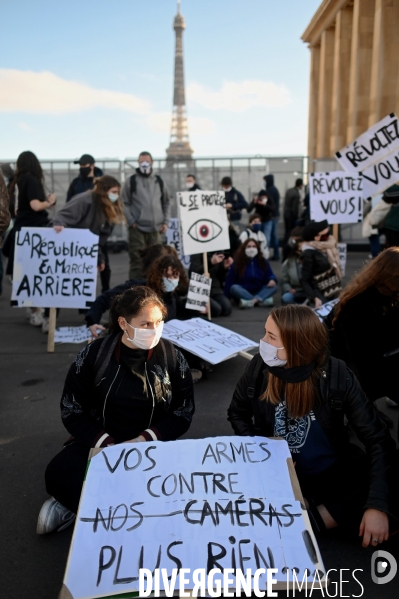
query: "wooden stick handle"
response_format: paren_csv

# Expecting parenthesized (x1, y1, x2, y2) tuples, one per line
(203, 252, 211, 321)
(47, 307, 57, 353)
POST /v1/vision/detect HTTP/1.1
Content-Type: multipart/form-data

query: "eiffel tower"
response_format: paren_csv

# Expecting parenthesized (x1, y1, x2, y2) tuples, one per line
(166, 0, 193, 163)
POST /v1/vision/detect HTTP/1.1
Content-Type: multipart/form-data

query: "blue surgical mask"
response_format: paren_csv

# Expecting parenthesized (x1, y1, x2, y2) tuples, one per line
(163, 277, 179, 292)
(107, 192, 119, 203)
(252, 223, 262, 232)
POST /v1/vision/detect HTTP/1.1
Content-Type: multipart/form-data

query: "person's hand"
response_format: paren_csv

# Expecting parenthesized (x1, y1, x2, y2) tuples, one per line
(314, 297, 323, 309)
(359, 509, 389, 548)
(290, 288, 297, 295)
(224, 257, 233, 268)
(47, 193, 56, 207)
(89, 324, 105, 340)
(159, 223, 168, 234)
(54, 225, 64, 233)
(211, 253, 224, 265)
(130, 223, 137, 228)
(98, 263, 105, 272)
(225, 203, 233, 209)
(126, 435, 146, 443)
(267, 280, 277, 288)
(259, 197, 267, 205)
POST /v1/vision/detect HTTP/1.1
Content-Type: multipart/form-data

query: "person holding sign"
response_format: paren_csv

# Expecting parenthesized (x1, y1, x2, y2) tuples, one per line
(37, 285, 194, 534)
(228, 305, 395, 547)
(224, 238, 278, 308)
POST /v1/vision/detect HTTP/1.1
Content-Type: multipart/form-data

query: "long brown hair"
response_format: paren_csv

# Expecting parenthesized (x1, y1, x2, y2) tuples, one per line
(333, 247, 399, 324)
(146, 255, 188, 297)
(261, 305, 328, 418)
(234, 237, 268, 277)
(93, 175, 125, 224)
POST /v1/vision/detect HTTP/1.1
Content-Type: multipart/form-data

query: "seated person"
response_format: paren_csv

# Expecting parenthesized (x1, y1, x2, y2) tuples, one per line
(281, 227, 307, 305)
(228, 305, 394, 546)
(190, 252, 233, 318)
(224, 238, 277, 309)
(37, 285, 194, 534)
(239, 213, 269, 259)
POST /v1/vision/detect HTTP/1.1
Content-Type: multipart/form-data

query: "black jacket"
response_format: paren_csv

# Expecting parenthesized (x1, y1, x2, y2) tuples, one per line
(61, 334, 194, 447)
(225, 187, 248, 221)
(301, 248, 330, 301)
(66, 166, 103, 202)
(228, 354, 393, 515)
(247, 195, 275, 222)
(264, 174, 280, 217)
(85, 279, 176, 326)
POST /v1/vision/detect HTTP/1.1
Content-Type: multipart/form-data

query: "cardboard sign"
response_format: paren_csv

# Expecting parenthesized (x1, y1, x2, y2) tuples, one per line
(162, 317, 257, 365)
(60, 436, 325, 599)
(336, 113, 399, 197)
(177, 190, 230, 256)
(11, 227, 98, 308)
(314, 298, 339, 322)
(186, 272, 212, 311)
(337, 242, 347, 277)
(309, 172, 363, 224)
(166, 218, 191, 269)
(54, 326, 102, 344)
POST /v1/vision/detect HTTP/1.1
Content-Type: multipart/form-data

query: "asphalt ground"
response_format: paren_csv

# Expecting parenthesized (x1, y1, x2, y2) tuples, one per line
(0, 249, 398, 598)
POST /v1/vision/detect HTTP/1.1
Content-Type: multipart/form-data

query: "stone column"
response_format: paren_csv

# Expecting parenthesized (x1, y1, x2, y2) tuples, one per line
(347, 0, 375, 141)
(330, 5, 354, 153)
(369, 0, 399, 126)
(307, 44, 321, 162)
(316, 27, 335, 158)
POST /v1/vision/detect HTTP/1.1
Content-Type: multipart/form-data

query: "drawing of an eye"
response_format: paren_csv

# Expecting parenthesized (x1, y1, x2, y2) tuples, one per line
(187, 219, 222, 243)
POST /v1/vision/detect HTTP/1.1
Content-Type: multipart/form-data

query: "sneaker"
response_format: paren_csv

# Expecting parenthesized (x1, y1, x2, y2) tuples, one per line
(30, 310, 44, 327)
(239, 299, 254, 309)
(25, 308, 32, 320)
(386, 397, 399, 408)
(41, 318, 49, 334)
(36, 498, 76, 534)
(190, 368, 203, 384)
(260, 297, 274, 307)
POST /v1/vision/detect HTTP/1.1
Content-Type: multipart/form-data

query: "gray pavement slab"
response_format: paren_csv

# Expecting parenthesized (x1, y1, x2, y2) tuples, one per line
(0, 250, 398, 598)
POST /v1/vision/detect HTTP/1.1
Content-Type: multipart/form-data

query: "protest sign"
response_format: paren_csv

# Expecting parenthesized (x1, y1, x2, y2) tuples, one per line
(60, 436, 326, 599)
(186, 272, 212, 311)
(337, 242, 347, 276)
(11, 227, 98, 309)
(314, 298, 339, 322)
(309, 172, 364, 224)
(54, 326, 101, 344)
(177, 190, 230, 256)
(162, 317, 257, 364)
(166, 218, 191, 269)
(336, 113, 399, 197)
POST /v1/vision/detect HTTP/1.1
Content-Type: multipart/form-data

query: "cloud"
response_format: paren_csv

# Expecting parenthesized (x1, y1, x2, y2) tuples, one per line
(146, 111, 215, 135)
(187, 80, 291, 111)
(0, 69, 150, 114)
(17, 121, 33, 131)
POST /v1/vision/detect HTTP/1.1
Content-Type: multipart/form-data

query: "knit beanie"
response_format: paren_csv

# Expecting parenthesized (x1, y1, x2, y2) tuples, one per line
(302, 220, 329, 241)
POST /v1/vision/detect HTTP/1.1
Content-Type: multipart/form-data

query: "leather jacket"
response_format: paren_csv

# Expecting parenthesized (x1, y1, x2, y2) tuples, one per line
(228, 354, 394, 515)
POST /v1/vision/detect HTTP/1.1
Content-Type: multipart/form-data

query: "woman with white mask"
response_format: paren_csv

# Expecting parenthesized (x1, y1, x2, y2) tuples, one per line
(37, 285, 194, 534)
(224, 238, 278, 308)
(228, 305, 395, 548)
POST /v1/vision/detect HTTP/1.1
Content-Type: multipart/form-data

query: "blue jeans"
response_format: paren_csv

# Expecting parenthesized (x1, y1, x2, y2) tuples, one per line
(270, 217, 280, 259)
(369, 234, 381, 258)
(230, 284, 278, 302)
(282, 291, 295, 304)
(261, 221, 273, 247)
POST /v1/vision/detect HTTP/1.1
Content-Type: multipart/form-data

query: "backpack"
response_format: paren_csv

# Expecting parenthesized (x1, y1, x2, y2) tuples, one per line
(383, 204, 399, 232)
(130, 174, 165, 203)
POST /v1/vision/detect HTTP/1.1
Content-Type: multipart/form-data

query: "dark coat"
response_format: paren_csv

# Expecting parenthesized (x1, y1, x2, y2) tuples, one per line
(224, 257, 277, 298)
(327, 287, 399, 402)
(301, 248, 331, 301)
(66, 166, 103, 202)
(284, 186, 301, 219)
(264, 174, 280, 217)
(225, 187, 248, 221)
(247, 196, 275, 222)
(61, 334, 194, 447)
(228, 354, 393, 515)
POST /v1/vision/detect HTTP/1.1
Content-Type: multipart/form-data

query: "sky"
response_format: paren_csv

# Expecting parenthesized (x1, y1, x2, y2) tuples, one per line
(0, 0, 321, 161)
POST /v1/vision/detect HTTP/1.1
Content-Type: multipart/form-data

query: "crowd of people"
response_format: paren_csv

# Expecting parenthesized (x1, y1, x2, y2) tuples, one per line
(1, 151, 398, 554)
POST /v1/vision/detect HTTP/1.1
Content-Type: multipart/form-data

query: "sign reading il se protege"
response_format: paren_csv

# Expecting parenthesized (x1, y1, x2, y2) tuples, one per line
(186, 272, 212, 311)
(177, 190, 230, 256)
(11, 227, 99, 308)
(309, 172, 364, 224)
(60, 436, 326, 599)
(336, 113, 399, 197)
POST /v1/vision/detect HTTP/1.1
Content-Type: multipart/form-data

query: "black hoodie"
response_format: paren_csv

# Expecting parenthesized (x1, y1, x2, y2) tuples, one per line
(66, 166, 104, 202)
(264, 174, 280, 217)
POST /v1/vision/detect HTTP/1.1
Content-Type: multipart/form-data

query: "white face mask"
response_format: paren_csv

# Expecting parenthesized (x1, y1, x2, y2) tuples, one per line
(186, 182, 194, 189)
(223, 187, 232, 193)
(139, 161, 152, 175)
(163, 277, 179, 292)
(107, 192, 119, 203)
(124, 321, 164, 350)
(259, 339, 287, 367)
(245, 247, 258, 258)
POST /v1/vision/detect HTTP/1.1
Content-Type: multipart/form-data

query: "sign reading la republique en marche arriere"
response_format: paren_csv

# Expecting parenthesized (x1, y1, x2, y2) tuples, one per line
(309, 171, 364, 224)
(11, 227, 99, 309)
(177, 190, 230, 256)
(336, 112, 399, 197)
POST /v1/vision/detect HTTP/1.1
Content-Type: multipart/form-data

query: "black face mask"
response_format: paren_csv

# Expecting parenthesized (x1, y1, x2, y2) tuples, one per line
(80, 166, 91, 178)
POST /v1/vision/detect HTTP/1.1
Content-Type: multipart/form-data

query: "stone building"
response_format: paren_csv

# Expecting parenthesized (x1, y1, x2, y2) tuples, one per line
(302, 0, 399, 161)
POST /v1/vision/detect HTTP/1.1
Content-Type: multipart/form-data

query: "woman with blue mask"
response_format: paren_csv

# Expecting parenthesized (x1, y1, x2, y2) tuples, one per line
(228, 304, 396, 548)
(239, 213, 269, 259)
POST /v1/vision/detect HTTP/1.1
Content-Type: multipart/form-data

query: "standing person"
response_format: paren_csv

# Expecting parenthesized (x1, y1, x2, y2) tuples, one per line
(122, 151, 170, 279)
(283, 178, 303, 243)
(239, 213, 269, 259)
(37, 285, 195, 533)
(0, 168, 11, 297)
(247, 190, 275, 248)
(66, 154, 103, 203)
(264, 174, 280, 260)
(53, 175, 124, 300)
(224, 238, 277, 309)
(186, 174, 201, 191)
(3, 151, 56, 325)
(221, 177, 248, 222)
(228, 305, 394, 545)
